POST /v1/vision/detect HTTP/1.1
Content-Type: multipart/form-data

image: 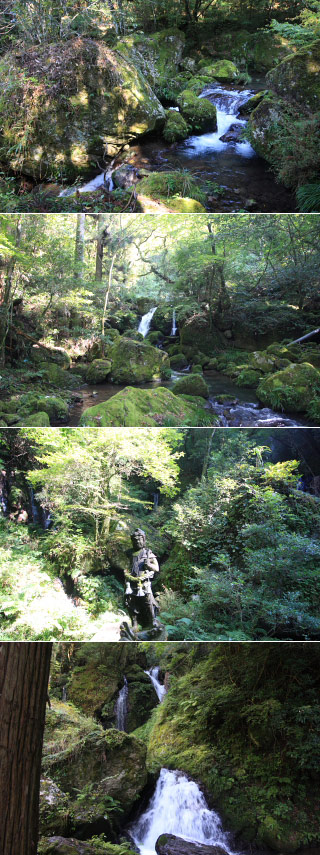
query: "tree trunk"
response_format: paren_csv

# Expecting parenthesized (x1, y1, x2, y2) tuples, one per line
(74, 213, 86, 280)
(95, 215, 110, 281)
(0, 218, 22, 368)
(0, 642, 52, 855)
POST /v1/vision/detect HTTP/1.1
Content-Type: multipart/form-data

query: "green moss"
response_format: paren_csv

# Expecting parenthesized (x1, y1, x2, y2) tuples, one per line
(235, 368, 261, 388)
(172, 374, 209, 399)
(239, 91, 269, 115)
(267, 40, 320, 111)
(79, 386, 215, 427)
(0, 38, 165, 180)
(24, 411, 51, 426)
(176, 90, 217, 134)
(18, 393, 69, 423)
(135, 171, 206, 205)
(86, 359, 112, 383)
(170, 353, 188, 370)
(257, 362, 320, 412)
(109, 337, 170, 384)
(163, 110, 189, 143)
(200, 60, 239, 81)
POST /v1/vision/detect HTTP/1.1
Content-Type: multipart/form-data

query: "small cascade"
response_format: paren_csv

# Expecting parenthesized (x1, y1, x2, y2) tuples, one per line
(130, 768, 233, 855)
(62, 686, 67, 702)
(153, 493, 159, 511)
(145, 667, 166, 703)
(115, 676, 129, 732)
(182, 85, 255, 159)
(60, 170, 114, 197)
(0, 472, 9, 516)
(171, 309, 177, 337)
(138, 307, 158, 338)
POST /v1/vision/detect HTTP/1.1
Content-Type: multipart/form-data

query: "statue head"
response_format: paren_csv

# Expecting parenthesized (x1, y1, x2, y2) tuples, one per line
(131, 528, 146, 551)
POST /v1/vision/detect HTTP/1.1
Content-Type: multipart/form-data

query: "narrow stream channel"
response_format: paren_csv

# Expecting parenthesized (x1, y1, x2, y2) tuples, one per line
(61, 80, 295, 212)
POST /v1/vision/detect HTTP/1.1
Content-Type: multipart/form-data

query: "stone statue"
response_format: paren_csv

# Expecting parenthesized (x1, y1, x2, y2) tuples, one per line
(124, 528, 160, 632)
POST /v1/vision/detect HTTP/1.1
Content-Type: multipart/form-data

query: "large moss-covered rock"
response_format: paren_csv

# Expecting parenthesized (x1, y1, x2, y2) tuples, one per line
(247, 351, 276, 373)
(239, 91, 269, 115)
(170, 353, 189, 370)
(109, 338, 170, 384)
(0, 38, 165, 179)
(247, 93, 287, 162)
(176, 90, 217, 133)
(180, 315, 226, 355)
(163, 110, 189, 143)
(267, 41, 320, 111)
(39, 838, 136, 855)
(43, 702, 148, 820)
(79, 386, 215, 427)
(117, 29, 185, 96)
(257, 362, 320, 412)
(126, 665, 158, 731)
(172, 374, 209, 399)
(24, 411, 51, 426)
(86, 359, 112, 383)
(200, 60, 239, 82)
(18, 393, 69, 423)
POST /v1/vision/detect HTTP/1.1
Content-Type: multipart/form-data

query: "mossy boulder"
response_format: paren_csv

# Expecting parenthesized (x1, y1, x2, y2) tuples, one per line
(40, 778, 71, 837)
(24, 411, 51, 426)
(247, 351, 276, 373)
(200, 60, 239, 82)
(117, 29, 185, 97)
(247, 93, 287, 162)
(180, 315, 226, 355)
(163, 110, 189, 143)
(43, 702, 148, 820)
(79, 386, 214, 427)
(235, 368, 261, 388)
(239, 91, 269, 115)
(172, 374, 209, 399)
(0, 38, 165, 179)
(191, 364, 203, 374)
(176, 90, 217, 133)
(257, 362, 320, 412)
(86, 359, 112, 383)
(170, 353, 189, 370)
(267, 41, 320, 112)
(39, 839, 136, 855)
(31, 346, 70, 368)
(165, 197, 206, 212)
(18, 393, 69, 423)
(109, 338, 170, 384)
(126, 666, 158, 731)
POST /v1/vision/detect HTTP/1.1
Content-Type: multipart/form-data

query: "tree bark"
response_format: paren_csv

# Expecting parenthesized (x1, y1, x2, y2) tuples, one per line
(74, 213, 86, 280)
(0, 217, 22, 368)
(95, 215, 110, 281)
(0, 642, 52, 855)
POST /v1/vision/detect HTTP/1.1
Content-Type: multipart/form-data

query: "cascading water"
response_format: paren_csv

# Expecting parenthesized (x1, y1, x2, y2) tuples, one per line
(171, 309, 177, 337)
(115, 676, 129, 731)
(145, 667, 166, 703)
(60, 170, 114, 197)
(130, 768, 233, 855)
(138, 307, 158, 338)
(182, 86, 255, 159)
(153, 493, 159, 511)
(29, 487, 40, 524)
(62, 686, 67, 702)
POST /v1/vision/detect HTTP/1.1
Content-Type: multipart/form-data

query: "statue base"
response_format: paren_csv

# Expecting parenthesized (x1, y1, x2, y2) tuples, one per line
(120, 620, 167, 642)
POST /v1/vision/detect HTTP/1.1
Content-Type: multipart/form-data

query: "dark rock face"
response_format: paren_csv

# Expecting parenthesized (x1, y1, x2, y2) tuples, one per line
(155, 834, 228, 855)
(219, 123, 243, 143)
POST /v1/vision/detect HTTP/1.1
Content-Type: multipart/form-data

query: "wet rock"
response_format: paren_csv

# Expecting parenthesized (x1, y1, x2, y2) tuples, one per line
(163, 110, 189, 143)
(177, 90, 217, 133)
(267, 41, 320, 111)
(155, 835, 228, 855)
(112, 164, 139, 189)
(239, 91, 269, 115)
(109, 337, 170, 384)
(79, 387, 214, 427)
(220, 122, 243, 143)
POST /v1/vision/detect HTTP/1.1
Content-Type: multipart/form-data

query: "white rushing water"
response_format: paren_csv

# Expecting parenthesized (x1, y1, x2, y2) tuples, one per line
(115, 676, 129, 731)
(130, 768, 233, 855)
(60, 170, 114, 197)
(145, 667, 166, 703)
(182, 86, 255, 159)
(138, 307, 158, 338)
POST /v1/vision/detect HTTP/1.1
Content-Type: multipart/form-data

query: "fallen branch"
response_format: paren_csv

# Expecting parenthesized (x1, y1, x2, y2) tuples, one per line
(288, 328, 320, 346)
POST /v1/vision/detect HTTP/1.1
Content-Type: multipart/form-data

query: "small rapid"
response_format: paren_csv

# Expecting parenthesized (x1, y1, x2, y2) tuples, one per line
(130, 768, 234, 855)
(182, 85, 255, 159)
(115, 676, 129, 732)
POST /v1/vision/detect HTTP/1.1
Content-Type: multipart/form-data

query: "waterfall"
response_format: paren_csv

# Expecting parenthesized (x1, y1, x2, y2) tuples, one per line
(145, 667, 166, 703)
(0, 473, 8, 516)
(62, 686, 67, 702)
(138, 307, 158, 338)
(130, 768, 233, 855)
(153, 493, 159, 511)
(60, 169, 114, 197)
(171, 309, 177, 337)
(115, 676, 129, 731)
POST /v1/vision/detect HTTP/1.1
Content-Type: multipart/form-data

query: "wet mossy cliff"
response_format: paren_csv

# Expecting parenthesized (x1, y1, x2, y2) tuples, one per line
(41, 643, 320, 855)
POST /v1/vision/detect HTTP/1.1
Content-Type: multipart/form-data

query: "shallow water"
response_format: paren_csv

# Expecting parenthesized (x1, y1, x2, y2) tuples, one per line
(68, 369, 309, 428)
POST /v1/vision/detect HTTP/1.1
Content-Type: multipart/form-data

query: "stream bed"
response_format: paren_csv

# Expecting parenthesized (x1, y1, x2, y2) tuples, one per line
(62, 80, 295, 213)
(68, 369, 309, 428)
